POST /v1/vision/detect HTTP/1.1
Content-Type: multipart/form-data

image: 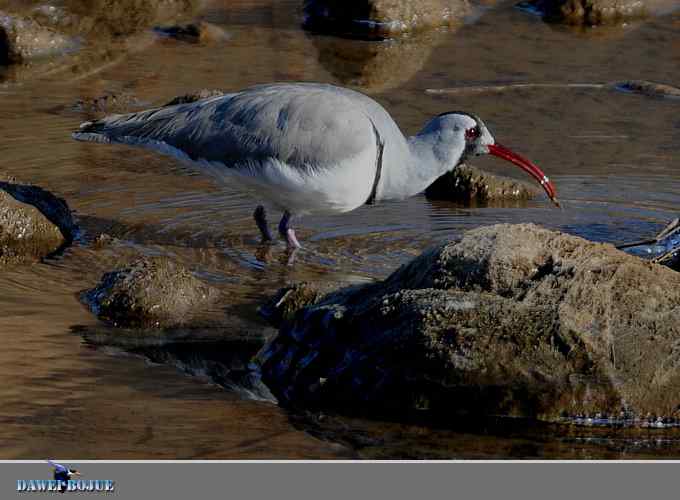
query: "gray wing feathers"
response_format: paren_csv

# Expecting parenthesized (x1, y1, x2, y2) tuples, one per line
(72, 84, 380, 170)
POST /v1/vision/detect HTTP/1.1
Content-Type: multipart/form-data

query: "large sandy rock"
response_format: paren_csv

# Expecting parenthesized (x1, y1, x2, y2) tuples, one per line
(83, 256, 220, 328)
(0, 11, 75, 63)
(257, 224, 680, 423)
(0, 179, 76, 265)
(303, 0, 471, 38)
(425, 164, 540, 205)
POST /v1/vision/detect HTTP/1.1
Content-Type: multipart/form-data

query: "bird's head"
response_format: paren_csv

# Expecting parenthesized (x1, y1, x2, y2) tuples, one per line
(424, 112, 559, 207)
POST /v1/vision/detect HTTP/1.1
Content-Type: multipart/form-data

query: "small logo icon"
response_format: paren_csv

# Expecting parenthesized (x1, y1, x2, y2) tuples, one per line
(15, 461, 115, 494)
(48, 461, 80, 493)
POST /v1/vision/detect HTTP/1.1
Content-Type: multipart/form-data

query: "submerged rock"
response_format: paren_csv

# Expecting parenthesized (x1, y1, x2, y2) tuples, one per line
(83, 256, 220, 328)
(259, 282, 338, 328)
(615, 80, 680, 100)
(257, 224, 680, 422)
(303, 0, 471, 38)
(154, 21, 230, 44)
(425, 164, 540, 205)
(163, 89, 227, 107)
(0, 178, 76, 265)
(524, 0, 649, 25)
(71, 93, 145, 114)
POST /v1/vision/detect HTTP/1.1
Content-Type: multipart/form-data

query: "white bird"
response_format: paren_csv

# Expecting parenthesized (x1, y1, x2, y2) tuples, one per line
(72, 82, 558, 248)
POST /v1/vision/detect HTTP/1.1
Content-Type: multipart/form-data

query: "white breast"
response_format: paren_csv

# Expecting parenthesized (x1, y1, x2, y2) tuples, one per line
(188, 146, 378, 216)
(108, 133, 379, 216)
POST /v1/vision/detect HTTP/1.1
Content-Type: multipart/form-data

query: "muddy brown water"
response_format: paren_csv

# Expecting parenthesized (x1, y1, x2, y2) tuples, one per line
(1, 0, 679, 459)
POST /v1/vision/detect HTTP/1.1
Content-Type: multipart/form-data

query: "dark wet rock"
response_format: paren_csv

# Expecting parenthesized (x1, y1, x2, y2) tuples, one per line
(303, 0, 471, 38)
(0, 177, 76, 265)
(662, 250, 680, 272)
(259, 282, 339, 328)
(0, 191, 66, 265)
(0, 11, 75, 64)
(256, 223, 680, 422)
(0, 178, 77, 237)
(164, 89, 227, 106)
(620, 218, 680, 272)
(524, 0, 649, 25)
(614, 80, 680, 99)
(154, 21, 230, 44)
(425, 164, 540, 205)
(83, 256, 220, 328)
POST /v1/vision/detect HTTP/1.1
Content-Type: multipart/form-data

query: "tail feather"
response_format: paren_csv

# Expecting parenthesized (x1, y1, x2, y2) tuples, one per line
(70, 107, 199, 165)
(71, 107, 169, 144)
(71, 119, 115, 143)
(70, 93, 232, 165)
(71, 92, 229, 145)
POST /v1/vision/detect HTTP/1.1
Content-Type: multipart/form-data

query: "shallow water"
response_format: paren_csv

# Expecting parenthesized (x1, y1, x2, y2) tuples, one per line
(0, 0, 679, 459)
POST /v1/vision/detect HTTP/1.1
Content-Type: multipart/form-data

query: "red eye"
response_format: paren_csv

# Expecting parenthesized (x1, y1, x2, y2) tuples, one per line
(465, 127, 480, 141)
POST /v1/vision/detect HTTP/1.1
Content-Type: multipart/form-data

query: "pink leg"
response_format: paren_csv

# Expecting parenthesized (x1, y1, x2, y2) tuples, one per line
(278, 211, 302, 249)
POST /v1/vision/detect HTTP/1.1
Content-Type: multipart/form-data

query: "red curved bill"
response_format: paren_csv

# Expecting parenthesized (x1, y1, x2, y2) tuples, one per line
(488, 143, 560, 207)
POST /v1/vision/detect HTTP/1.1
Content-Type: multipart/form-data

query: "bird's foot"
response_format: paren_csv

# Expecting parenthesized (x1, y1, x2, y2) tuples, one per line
(283, 246, 299, 266)
(255, 243, 274, 263)
(253, 205, 273, 242)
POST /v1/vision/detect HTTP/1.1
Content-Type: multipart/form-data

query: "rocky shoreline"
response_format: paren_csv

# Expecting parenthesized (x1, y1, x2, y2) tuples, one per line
(256, 223, 680, 423)
(2, 151, 679, 429)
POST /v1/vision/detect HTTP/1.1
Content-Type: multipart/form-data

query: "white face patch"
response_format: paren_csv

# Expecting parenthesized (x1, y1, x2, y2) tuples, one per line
(435, 113, 495, 149)
(472, 117, 495, 148)
(458, 115, 478, 131)
(479, 125, 495, 147)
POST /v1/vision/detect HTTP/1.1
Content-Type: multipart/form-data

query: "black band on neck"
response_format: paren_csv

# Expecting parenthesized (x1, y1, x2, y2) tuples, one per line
(366, 123, 384, 206)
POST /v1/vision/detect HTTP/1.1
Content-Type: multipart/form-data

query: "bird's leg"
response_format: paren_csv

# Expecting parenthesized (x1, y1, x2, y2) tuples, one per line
(278, 210, 301, 249)
(253, 205, 273, 242)
(283, 247, 298, 266)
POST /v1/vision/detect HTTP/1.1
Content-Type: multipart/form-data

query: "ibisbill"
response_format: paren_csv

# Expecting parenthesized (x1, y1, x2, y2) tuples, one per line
(72, 82, 560, 250)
